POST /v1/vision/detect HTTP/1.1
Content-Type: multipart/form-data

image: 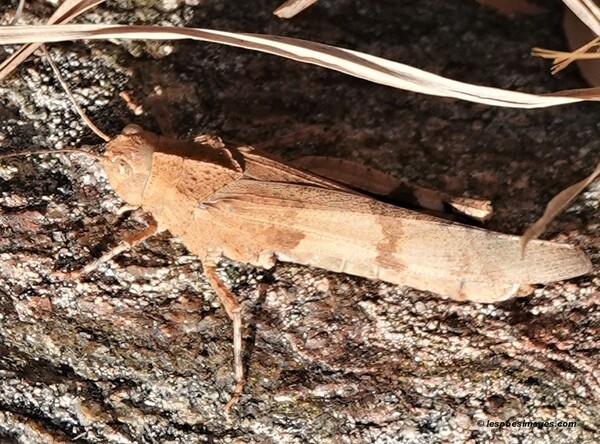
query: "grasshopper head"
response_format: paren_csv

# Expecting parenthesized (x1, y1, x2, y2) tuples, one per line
(103, 125, 156, 206)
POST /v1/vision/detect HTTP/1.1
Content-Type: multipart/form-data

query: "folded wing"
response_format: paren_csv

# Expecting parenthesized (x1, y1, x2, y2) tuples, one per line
(201, 179, 591, 303)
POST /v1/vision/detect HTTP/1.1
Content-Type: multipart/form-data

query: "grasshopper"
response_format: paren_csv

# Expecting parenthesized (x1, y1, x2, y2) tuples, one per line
(0, 74, 592, 411)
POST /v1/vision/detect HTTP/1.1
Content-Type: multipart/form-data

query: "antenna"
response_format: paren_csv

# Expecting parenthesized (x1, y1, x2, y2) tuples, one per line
(10, 0, 25, 25)
(5, 0, 110, 142)
(0, 149, 101, 161)
(42, 46, 111, 142)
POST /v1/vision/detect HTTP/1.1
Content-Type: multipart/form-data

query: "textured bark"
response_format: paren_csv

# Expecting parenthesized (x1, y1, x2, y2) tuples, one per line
(0, 0, 598, 443)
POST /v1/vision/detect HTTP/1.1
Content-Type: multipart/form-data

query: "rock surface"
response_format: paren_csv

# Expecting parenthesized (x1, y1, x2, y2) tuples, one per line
(0, 0, 598, 443)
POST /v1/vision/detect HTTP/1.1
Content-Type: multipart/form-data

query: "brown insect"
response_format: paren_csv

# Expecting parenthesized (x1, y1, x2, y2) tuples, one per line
(95, 123, 591, 409)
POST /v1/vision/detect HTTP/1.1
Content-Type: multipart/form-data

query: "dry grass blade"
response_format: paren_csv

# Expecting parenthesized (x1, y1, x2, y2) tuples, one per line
(274, 0, 319, 18)
(0, 24, 599, 108)
(521, 162, 600, 253)
(533, 0, 600, 73)
(532, 37, 600, 74)
(0, 0, 106, 80)
(563, 0, 600, 36)
(525, 1, 600, 251)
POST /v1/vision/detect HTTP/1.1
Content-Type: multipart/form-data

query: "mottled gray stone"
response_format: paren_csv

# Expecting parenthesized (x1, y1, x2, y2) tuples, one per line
(0, 0, 598, 443)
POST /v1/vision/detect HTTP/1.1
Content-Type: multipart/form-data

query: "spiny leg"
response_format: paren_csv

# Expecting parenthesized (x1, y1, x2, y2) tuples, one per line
(202, 260, 245, 413)
(57, 218, 159, 279)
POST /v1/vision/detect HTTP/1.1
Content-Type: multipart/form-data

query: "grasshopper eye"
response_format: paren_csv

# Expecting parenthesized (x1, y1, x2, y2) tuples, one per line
(114, 157, 132, 176)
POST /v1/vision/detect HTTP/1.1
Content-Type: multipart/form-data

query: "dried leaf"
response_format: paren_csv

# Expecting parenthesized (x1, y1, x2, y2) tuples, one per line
(521, 162, 600, 253)
(0, 24, 599, 108)
(274, 0, 319, 18)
